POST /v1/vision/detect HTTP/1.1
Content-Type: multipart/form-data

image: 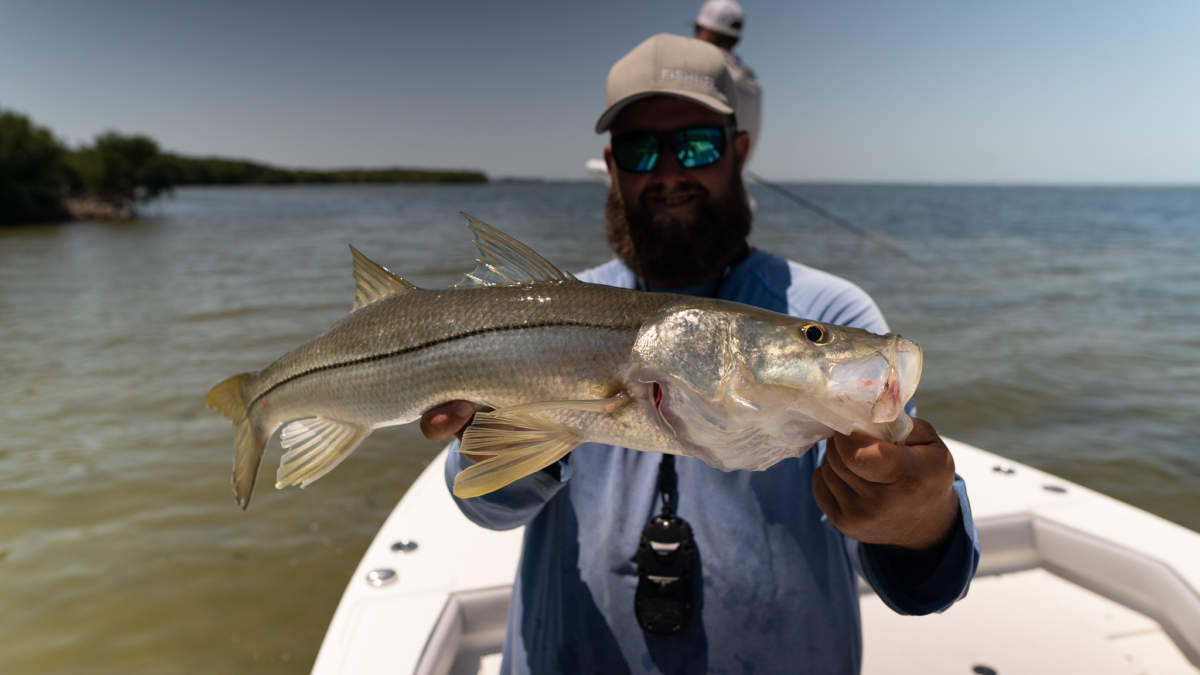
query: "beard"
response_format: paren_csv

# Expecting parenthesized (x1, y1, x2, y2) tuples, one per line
(605, 172, 753, 288)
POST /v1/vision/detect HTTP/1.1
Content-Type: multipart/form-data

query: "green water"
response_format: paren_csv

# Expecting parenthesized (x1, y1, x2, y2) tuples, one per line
(1, 183, 1196, 673)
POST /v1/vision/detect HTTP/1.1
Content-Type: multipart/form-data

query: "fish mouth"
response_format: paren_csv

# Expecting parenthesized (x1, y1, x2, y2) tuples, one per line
(827, 336, 923, 423)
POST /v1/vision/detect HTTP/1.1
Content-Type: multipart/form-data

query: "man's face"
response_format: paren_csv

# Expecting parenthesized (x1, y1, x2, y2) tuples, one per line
(604, 95, 752, 288)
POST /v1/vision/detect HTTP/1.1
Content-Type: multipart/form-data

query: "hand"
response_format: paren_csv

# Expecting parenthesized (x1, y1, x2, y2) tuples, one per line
(420, 400, 492, 462)
(812, 417, 960, 552)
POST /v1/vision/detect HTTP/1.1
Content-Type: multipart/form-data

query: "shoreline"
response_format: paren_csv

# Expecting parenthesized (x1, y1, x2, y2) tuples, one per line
(63, 196, 133, 221)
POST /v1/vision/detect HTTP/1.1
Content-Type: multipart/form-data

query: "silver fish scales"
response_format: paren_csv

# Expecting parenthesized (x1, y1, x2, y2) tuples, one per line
(206, 214, 921, 508)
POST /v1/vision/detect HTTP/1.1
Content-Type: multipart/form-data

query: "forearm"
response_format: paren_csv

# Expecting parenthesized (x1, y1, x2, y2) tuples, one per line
(442, 440, 568, 530)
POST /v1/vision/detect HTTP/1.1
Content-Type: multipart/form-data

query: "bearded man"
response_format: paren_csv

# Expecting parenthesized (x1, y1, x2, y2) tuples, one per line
(422, 34, 980, 675)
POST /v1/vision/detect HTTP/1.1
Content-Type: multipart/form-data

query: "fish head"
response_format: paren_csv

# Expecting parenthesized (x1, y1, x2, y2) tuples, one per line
(729, 311, 923, 430)
(629, 305, 923, 470)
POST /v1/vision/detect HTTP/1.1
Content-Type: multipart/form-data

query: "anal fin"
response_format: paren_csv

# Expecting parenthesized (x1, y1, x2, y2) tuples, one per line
(276, 417, 370, 490)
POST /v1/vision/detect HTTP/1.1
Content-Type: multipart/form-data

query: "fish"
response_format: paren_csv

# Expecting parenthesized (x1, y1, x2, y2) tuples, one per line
(206, 213, 922, 508)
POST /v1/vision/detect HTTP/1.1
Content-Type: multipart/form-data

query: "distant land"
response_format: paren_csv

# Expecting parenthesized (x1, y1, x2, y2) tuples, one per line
(155, 154, 487, 186)
(0, 108, 487, 225)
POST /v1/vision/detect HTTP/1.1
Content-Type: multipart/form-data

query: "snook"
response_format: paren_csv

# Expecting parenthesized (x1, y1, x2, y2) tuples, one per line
(206, 215, 921, 508)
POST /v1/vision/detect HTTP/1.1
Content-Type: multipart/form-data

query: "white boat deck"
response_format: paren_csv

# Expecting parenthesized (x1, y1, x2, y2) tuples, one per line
(312, 439, 1200, 675)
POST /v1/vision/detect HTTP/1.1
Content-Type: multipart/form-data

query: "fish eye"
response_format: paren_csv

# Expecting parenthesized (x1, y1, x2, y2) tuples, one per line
(800, 323, 828, 344)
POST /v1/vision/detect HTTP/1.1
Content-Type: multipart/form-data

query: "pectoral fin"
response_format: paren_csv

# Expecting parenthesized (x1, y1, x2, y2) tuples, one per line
(453, 391, 633, 497)
(454, 414, 578, 498)
(453, 397, 628, 498)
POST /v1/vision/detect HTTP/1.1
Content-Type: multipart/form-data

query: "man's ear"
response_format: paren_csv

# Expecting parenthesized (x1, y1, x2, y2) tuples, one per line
(733, 131, 750, 171)
(604, 145, 615, 173)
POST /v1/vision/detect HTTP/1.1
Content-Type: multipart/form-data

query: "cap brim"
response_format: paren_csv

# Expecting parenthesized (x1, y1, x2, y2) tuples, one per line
(691, 19, 742, 38)
(594, 90, 734, 133)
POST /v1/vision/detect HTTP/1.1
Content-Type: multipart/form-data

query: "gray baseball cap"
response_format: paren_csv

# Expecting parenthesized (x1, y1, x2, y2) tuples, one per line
(595, 33, 735, 133)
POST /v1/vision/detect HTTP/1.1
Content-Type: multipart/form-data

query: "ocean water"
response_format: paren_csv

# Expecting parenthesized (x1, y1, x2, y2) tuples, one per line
(0, 182, 1196, 673)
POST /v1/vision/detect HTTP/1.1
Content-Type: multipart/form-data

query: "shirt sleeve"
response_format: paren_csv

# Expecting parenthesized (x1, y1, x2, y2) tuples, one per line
(442, 439, 570, 531)
(851, 477, 981, 614)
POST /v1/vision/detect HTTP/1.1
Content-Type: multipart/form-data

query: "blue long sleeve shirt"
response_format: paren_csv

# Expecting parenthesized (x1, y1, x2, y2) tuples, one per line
(444, 249, 980, 674)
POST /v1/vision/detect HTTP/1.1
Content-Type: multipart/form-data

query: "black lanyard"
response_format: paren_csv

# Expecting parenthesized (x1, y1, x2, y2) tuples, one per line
(634, 454, 700, 636)
(657, 454, 678, 515)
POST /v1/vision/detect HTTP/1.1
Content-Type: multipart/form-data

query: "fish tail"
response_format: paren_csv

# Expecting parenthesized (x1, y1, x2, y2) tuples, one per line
(205, 373, 269, 510)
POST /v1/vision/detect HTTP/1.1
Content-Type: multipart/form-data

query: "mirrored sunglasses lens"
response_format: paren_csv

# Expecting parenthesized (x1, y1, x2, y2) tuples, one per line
(615, 135, 660, 172)
(674, 128, 724, 168)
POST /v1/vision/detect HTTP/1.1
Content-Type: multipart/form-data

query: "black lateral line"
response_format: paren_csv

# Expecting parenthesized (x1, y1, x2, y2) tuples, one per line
(249, 319, 634, 408)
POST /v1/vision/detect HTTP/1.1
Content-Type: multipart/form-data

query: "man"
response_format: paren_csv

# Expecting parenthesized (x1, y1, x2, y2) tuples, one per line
(422, 34, 979, 675)
(693, 0, 762, 163)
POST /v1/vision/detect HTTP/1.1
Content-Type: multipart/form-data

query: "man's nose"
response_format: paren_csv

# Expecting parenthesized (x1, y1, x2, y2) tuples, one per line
(650, 149, 688, 183)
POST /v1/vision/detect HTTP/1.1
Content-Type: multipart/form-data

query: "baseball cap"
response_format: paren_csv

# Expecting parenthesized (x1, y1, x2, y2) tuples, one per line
(693, 0, 744, 38)
(595, 33, 735, 133)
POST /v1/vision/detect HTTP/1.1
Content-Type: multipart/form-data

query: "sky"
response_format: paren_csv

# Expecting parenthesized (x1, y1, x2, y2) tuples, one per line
(2, 0, 1198, 184)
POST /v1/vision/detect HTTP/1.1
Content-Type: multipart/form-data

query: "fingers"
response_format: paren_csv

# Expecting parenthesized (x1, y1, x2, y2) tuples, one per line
(902, 416, 938, 447)
(815, 419, 961, 549)
(903, 417, 957, 487)
(831, 432, 905, 485)
(821, 440, 870, 494)
(419, 400, 477, 441)
(811, 460, 842, 522)
(812, 444, 857, 521)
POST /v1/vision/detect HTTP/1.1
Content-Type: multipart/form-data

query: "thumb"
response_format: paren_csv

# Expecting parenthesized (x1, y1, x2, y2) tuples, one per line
(420, 400, 478, 441)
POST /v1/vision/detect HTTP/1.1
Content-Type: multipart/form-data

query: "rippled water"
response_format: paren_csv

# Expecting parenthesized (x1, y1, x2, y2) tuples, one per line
(1, 183, 1196, 673)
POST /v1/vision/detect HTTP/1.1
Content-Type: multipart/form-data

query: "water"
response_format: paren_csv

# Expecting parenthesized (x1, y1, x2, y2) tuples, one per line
(1, 183, 1197, 673)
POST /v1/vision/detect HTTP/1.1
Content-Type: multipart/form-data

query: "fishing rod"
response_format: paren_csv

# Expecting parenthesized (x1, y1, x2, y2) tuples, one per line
(745, 170, 929, 266)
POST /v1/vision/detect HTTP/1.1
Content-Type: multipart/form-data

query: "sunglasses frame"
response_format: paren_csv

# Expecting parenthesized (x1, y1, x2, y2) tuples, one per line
(611, 125, 737, 174)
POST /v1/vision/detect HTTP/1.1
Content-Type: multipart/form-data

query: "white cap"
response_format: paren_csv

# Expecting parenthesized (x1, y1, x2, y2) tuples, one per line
(693, 0, 744, 38)
(595, 34, 735, 133)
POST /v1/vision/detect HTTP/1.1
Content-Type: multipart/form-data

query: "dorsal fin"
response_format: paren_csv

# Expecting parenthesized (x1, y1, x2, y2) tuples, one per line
(455, 212, 577, 287)
(349, 245, 417, 310)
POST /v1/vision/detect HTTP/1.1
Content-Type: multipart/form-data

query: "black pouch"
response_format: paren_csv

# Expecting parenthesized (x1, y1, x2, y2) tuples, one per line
(634, 511, 699, 636)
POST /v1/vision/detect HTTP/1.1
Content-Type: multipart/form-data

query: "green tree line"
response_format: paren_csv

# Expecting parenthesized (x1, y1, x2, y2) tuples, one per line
(1, 109, 487, 225)
(152, 155, 488, 186)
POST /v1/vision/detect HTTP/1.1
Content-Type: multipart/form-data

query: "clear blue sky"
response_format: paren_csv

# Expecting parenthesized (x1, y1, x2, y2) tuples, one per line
(2, 0, 1197, 183)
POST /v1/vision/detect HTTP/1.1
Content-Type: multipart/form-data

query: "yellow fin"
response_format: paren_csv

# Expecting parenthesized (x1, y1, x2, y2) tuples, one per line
(206, 373, 249, 425)
(275, 416, 370, 489)
(205, 373, 268, 509)
(452, 396, 628, 497)
(453, 410, 580, 498)
(350, 245, 417, 311)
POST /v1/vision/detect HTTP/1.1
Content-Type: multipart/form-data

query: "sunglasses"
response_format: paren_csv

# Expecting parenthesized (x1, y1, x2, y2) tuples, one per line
(611, 125, 735, 173)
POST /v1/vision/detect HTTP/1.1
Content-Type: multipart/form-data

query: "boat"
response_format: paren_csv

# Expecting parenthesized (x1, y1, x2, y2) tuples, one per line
(311, 436, 1200, 674)
(585, 158, 610, 183)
